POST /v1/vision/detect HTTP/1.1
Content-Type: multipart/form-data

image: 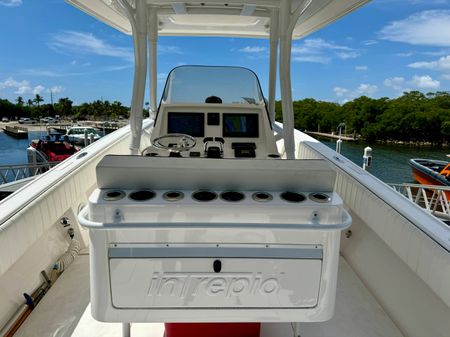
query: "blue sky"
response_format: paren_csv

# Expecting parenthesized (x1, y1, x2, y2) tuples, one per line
(0, 0, 449, 106)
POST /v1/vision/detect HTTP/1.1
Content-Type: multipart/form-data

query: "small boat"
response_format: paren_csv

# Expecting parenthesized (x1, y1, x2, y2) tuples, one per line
(65, 126, 102, 145)
(2, 125, 28, 139)
(409, 158, 450, 187)
(27, 132, 78, 164)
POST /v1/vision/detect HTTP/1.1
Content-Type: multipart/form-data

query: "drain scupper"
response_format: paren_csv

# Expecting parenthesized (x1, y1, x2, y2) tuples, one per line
(129, 190, 156, 201)
(192, 191, 218, 202)
(281, 192, 306, 203)
(220, 191, 245, 202)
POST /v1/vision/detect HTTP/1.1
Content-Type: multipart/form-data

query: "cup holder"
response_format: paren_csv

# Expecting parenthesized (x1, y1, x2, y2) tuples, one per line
(192, 190, 217, 202)
(103, 190, 125, 201)
(280, 191, 306, 203)
(163, 191, 184, 201)
(129, 190, 156, 201)
(309, 192, 330, 203)
(252, 192, 273, 202)
(220, 191, 245, 202)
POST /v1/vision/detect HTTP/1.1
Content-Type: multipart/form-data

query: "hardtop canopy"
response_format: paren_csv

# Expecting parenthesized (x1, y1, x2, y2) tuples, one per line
(67, 0, 369, 39)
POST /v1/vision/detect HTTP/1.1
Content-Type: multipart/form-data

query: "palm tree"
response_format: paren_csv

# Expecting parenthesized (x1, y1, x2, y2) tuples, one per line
(27, 99, 33, 107)
(16, 96, 24, 106)
(33, 94, 44, 107)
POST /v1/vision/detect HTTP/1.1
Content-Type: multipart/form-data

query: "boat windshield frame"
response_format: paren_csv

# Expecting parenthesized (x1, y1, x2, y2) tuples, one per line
(160, 65, 266, 106)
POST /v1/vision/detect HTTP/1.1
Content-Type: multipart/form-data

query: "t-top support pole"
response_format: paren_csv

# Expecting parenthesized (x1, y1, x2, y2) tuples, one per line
(268, 8, 279, 125)
(279, 0, 295, 159)
(278, 0, 313, 159)
(115, 0, 148, 155)
(148, 6, 158, 116)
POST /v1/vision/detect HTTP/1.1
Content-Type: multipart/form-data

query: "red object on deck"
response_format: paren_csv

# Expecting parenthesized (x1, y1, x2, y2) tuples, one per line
(164, 323, 261, 337)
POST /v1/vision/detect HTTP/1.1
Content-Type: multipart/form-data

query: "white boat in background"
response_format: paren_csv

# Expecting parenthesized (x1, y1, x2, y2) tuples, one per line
(0, 1, 449, 337)
(65, 126, 102, 145)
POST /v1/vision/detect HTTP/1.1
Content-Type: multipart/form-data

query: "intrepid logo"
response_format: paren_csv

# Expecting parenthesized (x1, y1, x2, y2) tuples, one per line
(147, 272, 280, 298)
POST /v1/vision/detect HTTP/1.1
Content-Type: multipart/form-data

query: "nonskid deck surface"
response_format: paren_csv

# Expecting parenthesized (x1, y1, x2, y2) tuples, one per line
(15, 256, 403, 337)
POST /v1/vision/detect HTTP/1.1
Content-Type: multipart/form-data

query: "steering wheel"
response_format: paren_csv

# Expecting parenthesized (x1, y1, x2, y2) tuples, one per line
(151, 133, 196, 153)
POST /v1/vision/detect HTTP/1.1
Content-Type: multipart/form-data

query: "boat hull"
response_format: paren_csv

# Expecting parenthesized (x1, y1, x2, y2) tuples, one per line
(409, 159, 450, 186)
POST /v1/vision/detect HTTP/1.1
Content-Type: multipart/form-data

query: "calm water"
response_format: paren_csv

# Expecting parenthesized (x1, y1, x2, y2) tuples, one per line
(1, 129, 449, 183)
(0, 129, 48, 166)
(321, 139, 449, 183)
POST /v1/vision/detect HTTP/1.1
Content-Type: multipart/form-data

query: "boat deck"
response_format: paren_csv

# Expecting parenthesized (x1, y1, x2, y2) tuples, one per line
(14, 254, 404, 337)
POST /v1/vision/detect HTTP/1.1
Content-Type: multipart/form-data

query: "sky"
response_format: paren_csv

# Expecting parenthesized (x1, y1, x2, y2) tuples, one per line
(0, 0, 449, 106)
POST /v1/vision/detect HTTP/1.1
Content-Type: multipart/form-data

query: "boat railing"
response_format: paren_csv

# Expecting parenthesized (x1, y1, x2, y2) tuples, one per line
(0, 162, 59, 185)
(389, 183, 450, 221)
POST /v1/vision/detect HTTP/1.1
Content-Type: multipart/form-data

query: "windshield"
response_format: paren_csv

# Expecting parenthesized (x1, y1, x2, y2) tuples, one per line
(162, 66, 264, 105)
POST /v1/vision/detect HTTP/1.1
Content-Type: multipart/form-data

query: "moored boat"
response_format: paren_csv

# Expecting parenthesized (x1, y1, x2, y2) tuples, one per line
(27, 133, 78, 165)
(409, 158, 450, 187)
(2, 125, 28, 139)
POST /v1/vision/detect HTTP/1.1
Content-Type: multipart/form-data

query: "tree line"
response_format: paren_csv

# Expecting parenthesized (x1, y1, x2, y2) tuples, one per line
(0, 95, 130, 121)
(2, 91, 450, 144)
(275, 91, 450, 144)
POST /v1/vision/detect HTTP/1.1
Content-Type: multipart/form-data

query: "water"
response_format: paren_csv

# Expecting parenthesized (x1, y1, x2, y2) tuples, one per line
(1, 129, 450, 183)
(0, 129, 48, 166)
(321, 139, 449, 183)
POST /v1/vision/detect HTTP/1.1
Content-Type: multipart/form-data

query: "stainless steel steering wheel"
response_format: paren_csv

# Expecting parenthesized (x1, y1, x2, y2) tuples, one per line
(151, 133, 196, 153)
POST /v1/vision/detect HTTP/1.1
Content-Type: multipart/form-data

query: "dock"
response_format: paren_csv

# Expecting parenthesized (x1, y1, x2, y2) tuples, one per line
(2, 125, 28, 139)
(305, 131, 358, 141)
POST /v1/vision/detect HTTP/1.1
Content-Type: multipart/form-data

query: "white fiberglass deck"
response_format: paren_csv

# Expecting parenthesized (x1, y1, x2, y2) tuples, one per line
(15, 255, 403, 337)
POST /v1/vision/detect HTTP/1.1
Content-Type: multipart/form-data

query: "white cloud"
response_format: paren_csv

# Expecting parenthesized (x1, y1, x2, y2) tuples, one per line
(33, 85, 46, 95)
(384, 74, 440, 93)
(158, 45, 183, 54)
(0, 0, 22, 7)
(410, 75, 440, 89)
(362, 40, 378, 46)
(238, 46, 267, 53)
(396, 52, 414, 57)
(379, 10, 450, 47)
(355, 65, 368, 71)
(333, 83, 378, 100)
(384, 77, 406, 91)
(293, 55, 330, 64)
(356, 84, 378, 96)
(49, 86, 64, 94)
(0, 77, 64, 96)
(336, 51, 361, 60)
(48, 31, 133, 61)
(408, 55, 450, 71)
(0, 77, 29, 90)
(333, 87, 349, 97)
(292, 38, 361, 64)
